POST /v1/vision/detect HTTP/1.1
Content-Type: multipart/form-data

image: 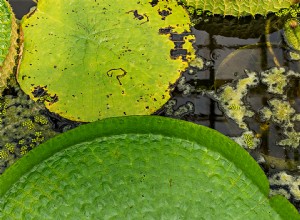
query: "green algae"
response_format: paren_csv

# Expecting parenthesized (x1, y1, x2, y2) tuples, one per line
(208, 70, 259, 130)
(0, 79, 57, 174)
(269, 172, 300, 202)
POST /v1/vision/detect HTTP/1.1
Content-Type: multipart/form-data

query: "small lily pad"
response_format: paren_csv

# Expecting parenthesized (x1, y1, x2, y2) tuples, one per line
(17, 0, 195, 122)
(0, 0, 18, 94)
(0, 116, 299, 219)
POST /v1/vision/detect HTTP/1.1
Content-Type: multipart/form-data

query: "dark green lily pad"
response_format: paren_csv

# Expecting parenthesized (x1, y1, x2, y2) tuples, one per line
(0, 116, 298, 219)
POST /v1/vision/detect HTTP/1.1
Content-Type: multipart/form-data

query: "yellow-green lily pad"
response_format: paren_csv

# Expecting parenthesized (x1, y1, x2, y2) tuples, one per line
(17, 0, 194, 122)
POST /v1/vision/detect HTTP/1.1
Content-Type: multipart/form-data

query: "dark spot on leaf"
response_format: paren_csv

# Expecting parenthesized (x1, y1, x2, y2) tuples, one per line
(150, 0, 158, 7)
(32, 85, 58, 105)
(158, 9, 172, 20)
(127, 10, 144, 20)
(32, 85, 47, 98)
(126, 10, 149, 24)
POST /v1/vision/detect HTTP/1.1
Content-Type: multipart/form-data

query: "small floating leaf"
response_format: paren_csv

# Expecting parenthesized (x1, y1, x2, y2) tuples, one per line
(18, 0, 194, 122)
(0, 116, 299, 218)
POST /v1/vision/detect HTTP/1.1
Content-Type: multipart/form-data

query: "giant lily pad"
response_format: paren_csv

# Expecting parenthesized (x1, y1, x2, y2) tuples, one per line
(17, 0, 194, 122)
(180, 0, 298, 17)
(0, 0, 18, 94)
(0, 116, 299, 218)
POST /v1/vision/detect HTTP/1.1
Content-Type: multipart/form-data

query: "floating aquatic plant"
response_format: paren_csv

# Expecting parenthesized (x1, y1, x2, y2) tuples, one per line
(179, 0, 298, 17)
(0, 0, 18, 94)
(231, 130, 261, 150)
(164, 99, 194, 117)
(259, 98, 300, 148)
(260, 67, 300, 96)
(269, 172, 300, 202)
(208, 70, 259, 130)
(279, 129, 300, 148)
(0, 79, 57, 174)
(17, 0, 195, 122)
(0, 116, 299, 219)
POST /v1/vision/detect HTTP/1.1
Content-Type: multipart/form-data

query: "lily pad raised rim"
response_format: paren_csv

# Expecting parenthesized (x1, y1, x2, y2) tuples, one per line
(0, 115, 299, 218)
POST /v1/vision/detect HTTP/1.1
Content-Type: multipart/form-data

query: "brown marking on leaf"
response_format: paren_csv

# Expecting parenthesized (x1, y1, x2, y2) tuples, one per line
(126, 10, 149, 24)
(106, 68, 127, 85)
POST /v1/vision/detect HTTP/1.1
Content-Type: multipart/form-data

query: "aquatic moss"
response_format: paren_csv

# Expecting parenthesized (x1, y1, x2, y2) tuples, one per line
(259, 98, 300, 148)
(259, 107, 273, 121)
(279, 129, 300, 148)
(269, 172, 300, 201)
(0, 80, 57, 174)
(261, 67, 289, 95)
(190, 57, 204, 69)
(208, 70, 259, 130)
(289, 51, 300, 60)
(177, 76, 194, 95)
(164, 99, 194, 117)
(232, 131, 261, 149)
(268, 99, 296, 127)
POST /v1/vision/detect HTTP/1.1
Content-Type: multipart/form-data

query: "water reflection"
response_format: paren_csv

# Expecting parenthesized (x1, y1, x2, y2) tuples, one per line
(157, 14, 300, 174)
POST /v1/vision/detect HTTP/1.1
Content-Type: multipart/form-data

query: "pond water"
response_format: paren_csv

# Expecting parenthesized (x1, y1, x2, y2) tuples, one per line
(156, 13, 300, 209)
(3, 0, 300, 212)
